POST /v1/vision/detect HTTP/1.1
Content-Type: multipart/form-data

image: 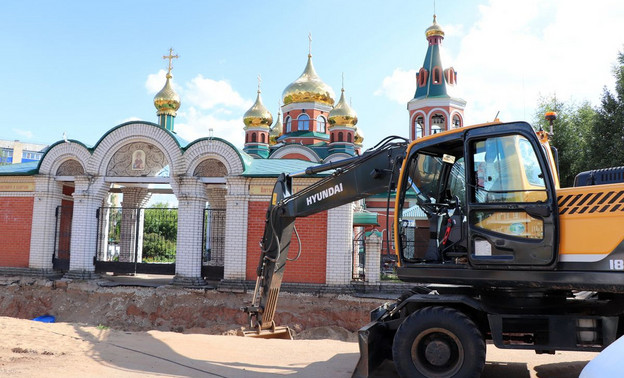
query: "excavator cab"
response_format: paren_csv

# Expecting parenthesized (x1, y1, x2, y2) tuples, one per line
(395, 122, 559, 272)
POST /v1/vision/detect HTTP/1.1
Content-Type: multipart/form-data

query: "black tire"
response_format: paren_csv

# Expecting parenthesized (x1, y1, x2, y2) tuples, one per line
(392, 306, 485, 378)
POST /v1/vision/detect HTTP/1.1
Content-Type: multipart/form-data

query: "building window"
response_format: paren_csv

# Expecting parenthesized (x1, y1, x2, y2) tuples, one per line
(285, 116, 292, 133)
(251, 133, 257, 142)
(418, 68, 428, 87)
(338, 132, 344, 142)
(330, 133, 334, 142)
(261, 133, 265, 143)
(452, 114, 461, 128)
(317, 115, 326, 133)
(245, 134, 249, 143)
(415, 116, 424, 138)
(298, 114, 310, 131)
(347, 133, 352, 143)
(431, 113, 445, 134)
(433, 67, 442, 84)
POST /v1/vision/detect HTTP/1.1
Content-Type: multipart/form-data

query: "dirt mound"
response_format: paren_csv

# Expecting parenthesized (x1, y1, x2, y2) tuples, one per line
(295, 326, 358, 342)
(0, 277, 386, 340)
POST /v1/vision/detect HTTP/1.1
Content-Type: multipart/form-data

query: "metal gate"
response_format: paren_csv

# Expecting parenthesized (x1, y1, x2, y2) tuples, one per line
(201, 208, 225, 280)
(352, 231, 366, 281)
(95, 207, 178, 275)
(53, 205, 73, 271)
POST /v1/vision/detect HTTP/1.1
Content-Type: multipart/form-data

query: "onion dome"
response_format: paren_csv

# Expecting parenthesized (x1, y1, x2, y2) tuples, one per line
(153, 73, 181, 116)
(328, 88, 358, 128)
(269, 109, 283, 145)
(243, 90, 273, 128)
(425, 15, 445, 38)
(354, 127, 364, 146)
(282, 55, 335, 106)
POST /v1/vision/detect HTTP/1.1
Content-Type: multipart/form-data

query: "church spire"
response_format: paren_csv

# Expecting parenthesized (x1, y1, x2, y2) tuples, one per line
(153, 48, 181, 132)
(407, 14, 466, 141)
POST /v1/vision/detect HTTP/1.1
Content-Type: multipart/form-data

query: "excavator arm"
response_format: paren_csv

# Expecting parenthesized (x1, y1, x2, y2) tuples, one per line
(242, 137, 408, 337)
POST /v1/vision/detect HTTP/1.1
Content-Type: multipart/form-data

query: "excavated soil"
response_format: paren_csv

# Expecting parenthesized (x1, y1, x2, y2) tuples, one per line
(0, 277, 388, 341)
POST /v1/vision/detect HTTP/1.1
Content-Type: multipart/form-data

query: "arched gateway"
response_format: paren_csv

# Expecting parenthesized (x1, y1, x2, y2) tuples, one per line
(28, 120, 246, 285)
(0, 48, 382, 288)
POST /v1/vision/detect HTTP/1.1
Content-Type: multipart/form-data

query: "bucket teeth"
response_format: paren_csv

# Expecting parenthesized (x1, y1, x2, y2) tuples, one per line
(242, 326, 293, 340)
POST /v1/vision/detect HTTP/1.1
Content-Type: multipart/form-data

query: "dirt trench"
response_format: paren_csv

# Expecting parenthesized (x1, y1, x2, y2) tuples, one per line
(0, 277, 390, 341)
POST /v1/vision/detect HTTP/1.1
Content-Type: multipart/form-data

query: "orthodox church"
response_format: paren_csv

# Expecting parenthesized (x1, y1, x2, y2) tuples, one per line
(242, 55, 362, 162)
(0, 16, 465, 287)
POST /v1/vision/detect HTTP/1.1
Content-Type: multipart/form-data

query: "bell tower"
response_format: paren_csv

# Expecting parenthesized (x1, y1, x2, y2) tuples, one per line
(407, 15, 466, 141)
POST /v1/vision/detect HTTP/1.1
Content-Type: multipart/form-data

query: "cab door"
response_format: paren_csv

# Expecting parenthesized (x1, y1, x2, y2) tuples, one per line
(464, 123, 558, 267)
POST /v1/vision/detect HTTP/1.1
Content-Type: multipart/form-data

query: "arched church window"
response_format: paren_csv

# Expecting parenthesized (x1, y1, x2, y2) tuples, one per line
(452, 114, 461, 129)
(431, 113, 445, 134)
(330, 133, 334, 142)
(338, 132, 344, 142)
(418, 68, 428, 87)
(261, 133, 266, 143)
(433, 67, 442, 84)
(317, 115, 326, 133)
(285, 116, 292, 133)
(245, 134, 249, 143)
(251, 133, 257, 142)
(414, 116, 424, 139)
(298, 114, 310, 131)
(347, 133, 352, 143)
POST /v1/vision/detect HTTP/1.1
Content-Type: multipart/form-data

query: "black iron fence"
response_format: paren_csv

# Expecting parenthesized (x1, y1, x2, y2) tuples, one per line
(202, 208, 226, 280)
(202, 208, 226, 264)
(95, 207, 178, 275)
(352, 232, 366, 281)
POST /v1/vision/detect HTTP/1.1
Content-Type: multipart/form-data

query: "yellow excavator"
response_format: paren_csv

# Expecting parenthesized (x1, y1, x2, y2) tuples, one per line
(242, 119, 624, 377)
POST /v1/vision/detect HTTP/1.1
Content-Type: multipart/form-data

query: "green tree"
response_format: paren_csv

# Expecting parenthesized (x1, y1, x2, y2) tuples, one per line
(142, 202, 178, 262)
(533, 96, 595, 187)
(587, 50, 624, 169)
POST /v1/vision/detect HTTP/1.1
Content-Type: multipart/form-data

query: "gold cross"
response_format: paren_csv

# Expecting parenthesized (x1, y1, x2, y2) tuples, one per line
(308, 33, 312, 56)
(257, 74, 262, 92)
(163, 48, 179, 76)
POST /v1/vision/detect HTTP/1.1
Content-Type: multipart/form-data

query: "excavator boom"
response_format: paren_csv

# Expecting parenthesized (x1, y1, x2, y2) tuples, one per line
(241, 137, 408, 337)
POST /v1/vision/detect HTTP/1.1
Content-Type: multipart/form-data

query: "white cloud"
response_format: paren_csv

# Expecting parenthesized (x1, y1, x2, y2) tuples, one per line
(376, 0, 624, 125)
(457, 0, 624, 124)
(443, 23, 465, 38)
(374, 68, 417, 103)
(13, 128, 33, 139)
(145, 69, 169, 94)
(144, 72, 252, 149)
(175, 107, 244, 147)
(184, 75, 252, 110)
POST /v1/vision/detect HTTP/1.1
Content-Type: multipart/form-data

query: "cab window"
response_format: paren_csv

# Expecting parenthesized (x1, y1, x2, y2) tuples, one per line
(472, 135, 547, 203)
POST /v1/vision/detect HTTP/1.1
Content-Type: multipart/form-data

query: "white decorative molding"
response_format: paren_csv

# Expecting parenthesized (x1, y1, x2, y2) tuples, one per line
(269, 144, 320, 162)
(184, 139, 244, 176)
(106, 142, 167, 177)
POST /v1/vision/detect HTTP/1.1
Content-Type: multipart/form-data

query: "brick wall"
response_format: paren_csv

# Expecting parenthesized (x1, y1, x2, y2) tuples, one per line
(246, 201, 327, 284)
(0, 197, 34, 267)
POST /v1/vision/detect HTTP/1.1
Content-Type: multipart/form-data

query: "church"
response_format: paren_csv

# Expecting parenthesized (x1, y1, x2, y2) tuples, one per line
(0, 16, 465, 288)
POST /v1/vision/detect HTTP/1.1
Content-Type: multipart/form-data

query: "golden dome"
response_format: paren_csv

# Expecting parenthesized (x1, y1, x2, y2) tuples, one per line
(269, 109, 282, 145)
(153, 74, 181, 116)
(328, 88, 358, 128)
(282, 55, 335, 106)
(243, 90, 273, 128)
(354, 127, 364, 146)
(425, 15, 445, 38)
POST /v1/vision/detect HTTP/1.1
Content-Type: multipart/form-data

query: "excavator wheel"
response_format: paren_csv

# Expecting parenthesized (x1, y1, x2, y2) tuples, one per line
(392, 306, 485, 378)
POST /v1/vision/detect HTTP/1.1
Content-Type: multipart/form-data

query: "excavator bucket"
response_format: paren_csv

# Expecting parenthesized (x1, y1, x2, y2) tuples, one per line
(352, 321, 389, 378)
(242, 326, 293, 340)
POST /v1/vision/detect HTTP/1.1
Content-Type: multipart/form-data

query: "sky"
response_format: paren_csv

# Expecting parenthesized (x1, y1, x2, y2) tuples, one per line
(1, 0, 623, 151)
